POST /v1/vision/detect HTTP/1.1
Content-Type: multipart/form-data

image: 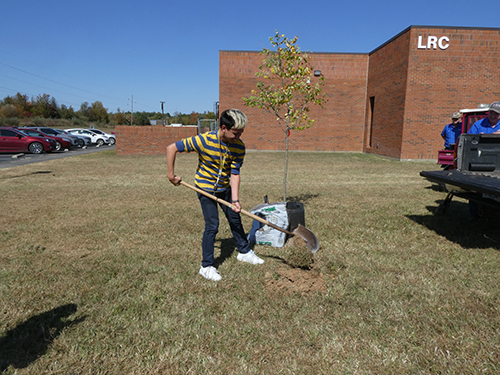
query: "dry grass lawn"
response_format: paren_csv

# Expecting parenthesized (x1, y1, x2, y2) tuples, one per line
(1, 149, 499, 374)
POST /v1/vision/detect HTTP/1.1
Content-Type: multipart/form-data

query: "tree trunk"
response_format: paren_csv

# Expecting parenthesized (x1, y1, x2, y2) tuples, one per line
(283, 124, 289, 202)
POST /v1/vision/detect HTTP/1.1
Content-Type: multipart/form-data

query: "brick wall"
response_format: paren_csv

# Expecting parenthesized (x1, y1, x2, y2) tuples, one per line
(219, 51, 369, 152)
(218, 26, 500, 160)
(118, 27, 500, 160)
(115, 125, 197, 156)
(365, 29, 411, 159)
(401, 27, 500, 160)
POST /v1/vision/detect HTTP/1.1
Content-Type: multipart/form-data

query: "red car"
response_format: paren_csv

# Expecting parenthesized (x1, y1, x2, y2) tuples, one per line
(0, 127, 57, 154)
(18, 127, 72, 152)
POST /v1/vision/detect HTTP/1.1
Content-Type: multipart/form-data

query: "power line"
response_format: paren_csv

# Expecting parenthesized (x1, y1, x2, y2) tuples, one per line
(0, 61, 125, 109)
(1, 62, 176, 114)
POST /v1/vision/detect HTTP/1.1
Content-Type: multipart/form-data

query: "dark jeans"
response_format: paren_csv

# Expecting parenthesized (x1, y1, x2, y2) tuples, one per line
(198, 189, 250, 267)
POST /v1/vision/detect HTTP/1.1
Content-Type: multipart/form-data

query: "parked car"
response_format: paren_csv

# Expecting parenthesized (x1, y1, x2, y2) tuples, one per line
(31, 127, 90, 148)
(66, 128, 109, 146)
(89, 128, 115, 145)
(18, 128, 72, 152)
(0, 127, 57, 154)
(54, 129, 91, 147)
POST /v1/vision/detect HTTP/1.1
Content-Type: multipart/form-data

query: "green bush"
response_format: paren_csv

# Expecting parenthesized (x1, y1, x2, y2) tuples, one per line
(32, 117, 49, 127)
(53, 119, 73, 128)
(72, 117, 86, 127)
(0, 117, 20, 127)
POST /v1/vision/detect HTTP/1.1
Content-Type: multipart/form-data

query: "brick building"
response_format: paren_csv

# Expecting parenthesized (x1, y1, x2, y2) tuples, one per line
(219, 26, 500, 160)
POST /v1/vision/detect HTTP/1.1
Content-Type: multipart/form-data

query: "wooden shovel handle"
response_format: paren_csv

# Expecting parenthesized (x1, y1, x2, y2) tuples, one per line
(179, 180, 293, 235)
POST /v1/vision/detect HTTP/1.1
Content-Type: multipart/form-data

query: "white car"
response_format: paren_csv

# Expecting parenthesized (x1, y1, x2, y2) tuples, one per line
(89, 128, 115, 145)
(66, 128, 109, 146)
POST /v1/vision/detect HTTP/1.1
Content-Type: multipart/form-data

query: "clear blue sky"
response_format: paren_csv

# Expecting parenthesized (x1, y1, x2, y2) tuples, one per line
(0, 0, 498, 115)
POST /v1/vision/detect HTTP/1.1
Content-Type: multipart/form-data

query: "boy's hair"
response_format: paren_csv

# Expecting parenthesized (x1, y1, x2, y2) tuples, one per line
(220, 109, 247, 130)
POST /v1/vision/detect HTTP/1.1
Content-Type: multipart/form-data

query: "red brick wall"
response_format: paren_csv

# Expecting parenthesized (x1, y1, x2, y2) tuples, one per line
(118, 27, 500, 160)
(402, 27, 500, 159)
(219, 51, 369, 151)
(365, 30, 411, 159)
(115, 125, 197, 156)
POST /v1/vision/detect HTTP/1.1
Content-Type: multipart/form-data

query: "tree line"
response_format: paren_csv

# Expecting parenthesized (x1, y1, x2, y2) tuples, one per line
(0, 92, 216, 126)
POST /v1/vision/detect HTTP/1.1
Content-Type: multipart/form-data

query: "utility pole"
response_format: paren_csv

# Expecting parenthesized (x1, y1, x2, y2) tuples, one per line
(130, 95, 133, 125)
(160, 101, 165, 125)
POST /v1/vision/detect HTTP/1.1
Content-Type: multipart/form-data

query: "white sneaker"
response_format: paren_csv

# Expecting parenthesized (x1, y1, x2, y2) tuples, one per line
(237, 250, 264, 265)
(199, 266, 222, 281)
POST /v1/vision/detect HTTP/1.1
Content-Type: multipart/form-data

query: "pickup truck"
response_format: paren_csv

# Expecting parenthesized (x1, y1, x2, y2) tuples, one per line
(420, 107, 500, 215)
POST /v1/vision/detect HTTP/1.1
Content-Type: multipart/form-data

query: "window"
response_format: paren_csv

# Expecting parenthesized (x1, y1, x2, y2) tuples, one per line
(0, 129, 19, 137)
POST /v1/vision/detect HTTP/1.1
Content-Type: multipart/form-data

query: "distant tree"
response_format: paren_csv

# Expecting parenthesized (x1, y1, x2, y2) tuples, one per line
(190, 111, 199, 124)
(89, 101, 109, 123)
(172, 111, 181, 124)
(243, 30, 325, 201)
(0, 104, 19, 118)
(1, 93, 31, 117)
(202, 111, 217, 120)
(59, 104, 75, 119)
(31, 94, 60, 118)
(77, 102, 92, 120)
(111, 108, 127, 125)
(132, 111, 150, 125)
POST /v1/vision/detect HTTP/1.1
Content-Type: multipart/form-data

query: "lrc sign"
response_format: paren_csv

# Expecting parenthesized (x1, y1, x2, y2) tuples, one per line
(417, 35, 450, 50)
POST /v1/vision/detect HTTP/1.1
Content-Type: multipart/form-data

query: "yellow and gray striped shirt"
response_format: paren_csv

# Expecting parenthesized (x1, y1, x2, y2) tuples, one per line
(176, 130, 245, 193)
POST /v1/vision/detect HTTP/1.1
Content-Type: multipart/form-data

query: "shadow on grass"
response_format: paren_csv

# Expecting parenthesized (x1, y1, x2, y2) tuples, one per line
(407, 199, 500, 250)
(286, 193, 319, 204)
(214, 238, 238, 268)
(0, 303, 85, 372)
(0, 170, 52, 180)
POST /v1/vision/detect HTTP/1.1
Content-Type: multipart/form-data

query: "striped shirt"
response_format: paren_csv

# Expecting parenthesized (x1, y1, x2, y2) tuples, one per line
(175, 130, 245, 193)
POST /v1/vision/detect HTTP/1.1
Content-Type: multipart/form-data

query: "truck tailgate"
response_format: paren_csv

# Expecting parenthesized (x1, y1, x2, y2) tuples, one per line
(420, 170, 500, 198)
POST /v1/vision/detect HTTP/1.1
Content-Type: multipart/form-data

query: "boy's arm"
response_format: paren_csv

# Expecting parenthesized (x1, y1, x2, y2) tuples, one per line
(167, 142, 182, 186)
(230, 173, 241, 213)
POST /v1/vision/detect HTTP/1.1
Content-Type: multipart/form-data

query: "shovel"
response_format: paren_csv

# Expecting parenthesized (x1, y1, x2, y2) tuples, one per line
(179, 180, 320, 253)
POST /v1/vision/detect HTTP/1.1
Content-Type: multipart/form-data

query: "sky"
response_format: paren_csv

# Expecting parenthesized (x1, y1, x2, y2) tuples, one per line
(0, 0, 498, 115)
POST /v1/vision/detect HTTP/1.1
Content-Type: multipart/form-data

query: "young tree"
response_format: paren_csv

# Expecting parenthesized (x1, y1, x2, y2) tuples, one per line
(243, 31, 325, 202)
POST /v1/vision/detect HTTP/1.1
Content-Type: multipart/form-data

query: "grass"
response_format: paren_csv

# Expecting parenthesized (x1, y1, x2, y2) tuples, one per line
(1, 150, 500, 374)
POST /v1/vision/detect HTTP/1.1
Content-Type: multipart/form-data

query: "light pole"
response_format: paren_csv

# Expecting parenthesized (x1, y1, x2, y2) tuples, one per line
(160, 101, 165, 125)
(129, 95, 133, 125)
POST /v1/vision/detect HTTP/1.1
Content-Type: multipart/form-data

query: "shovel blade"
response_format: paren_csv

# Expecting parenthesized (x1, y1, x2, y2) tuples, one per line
(293, 224, 320, 253)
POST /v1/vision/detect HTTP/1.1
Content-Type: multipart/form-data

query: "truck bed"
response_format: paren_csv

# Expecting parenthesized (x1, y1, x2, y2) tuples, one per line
(420, 170, 500, 197)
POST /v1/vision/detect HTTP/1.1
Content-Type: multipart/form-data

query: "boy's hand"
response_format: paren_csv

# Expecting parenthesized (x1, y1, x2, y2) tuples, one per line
(168, 174, 182, 186)
(231, 201, 241, 213)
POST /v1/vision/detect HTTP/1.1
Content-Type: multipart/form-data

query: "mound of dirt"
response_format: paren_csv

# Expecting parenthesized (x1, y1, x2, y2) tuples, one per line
(265, 267, 327, 295)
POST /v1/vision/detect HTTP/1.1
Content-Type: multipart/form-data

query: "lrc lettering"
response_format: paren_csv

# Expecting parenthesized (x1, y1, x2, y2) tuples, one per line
(417, 35, 450, 50)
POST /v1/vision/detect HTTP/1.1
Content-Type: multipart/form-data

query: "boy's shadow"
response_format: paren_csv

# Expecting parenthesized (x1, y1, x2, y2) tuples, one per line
(0, 303, 86, 372)
(214, 238, 238, 268)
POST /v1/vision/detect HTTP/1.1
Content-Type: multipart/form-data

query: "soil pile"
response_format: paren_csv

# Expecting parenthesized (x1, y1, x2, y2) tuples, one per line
(265, 267, 326, 295)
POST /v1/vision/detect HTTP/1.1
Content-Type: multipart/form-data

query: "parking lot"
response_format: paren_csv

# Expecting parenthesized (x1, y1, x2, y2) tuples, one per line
(0, 144, 115, 170)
